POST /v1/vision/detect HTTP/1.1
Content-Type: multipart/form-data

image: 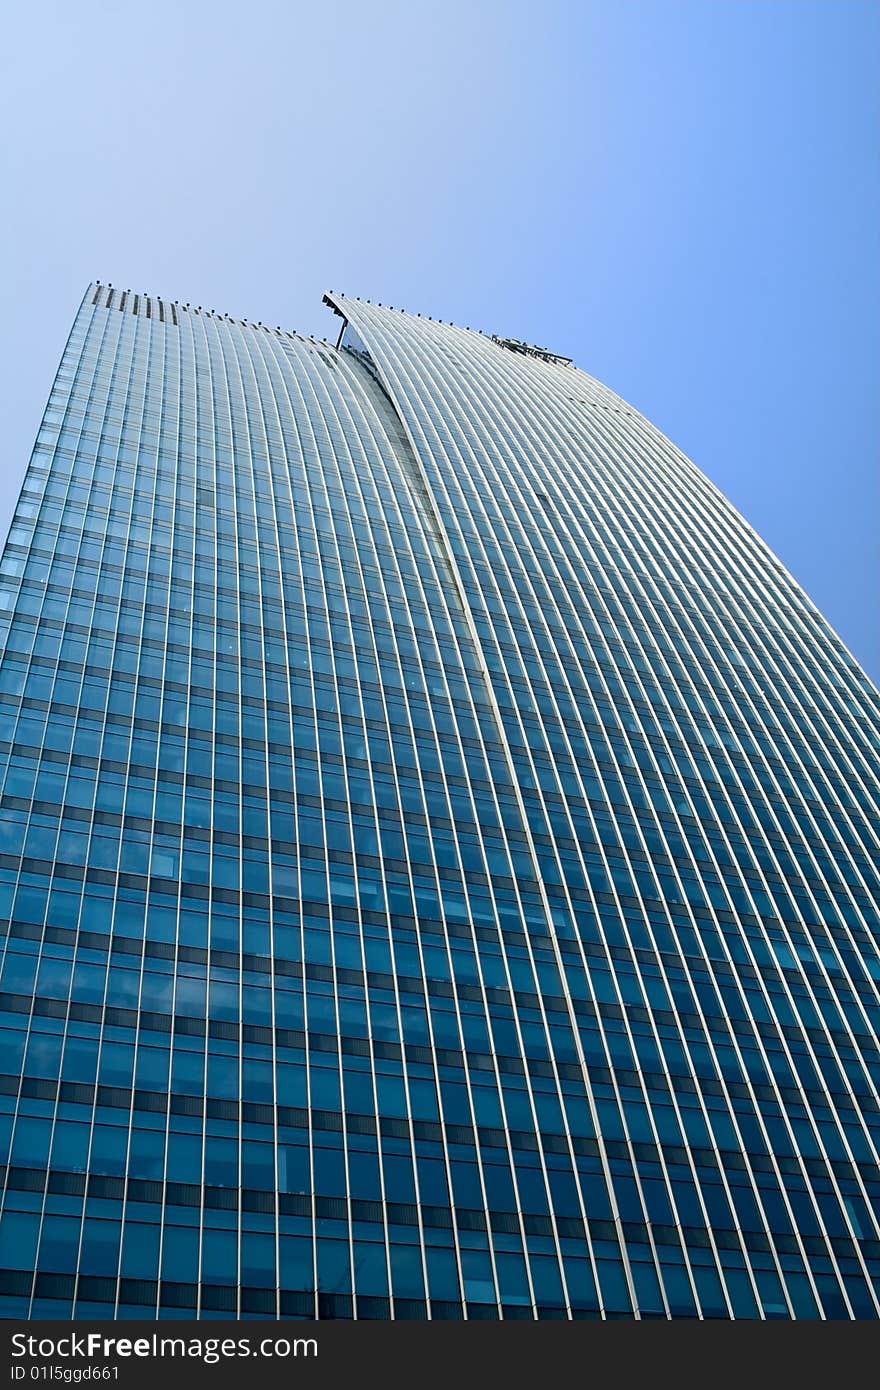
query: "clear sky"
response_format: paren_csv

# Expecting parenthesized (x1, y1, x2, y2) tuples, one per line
(1, 0, 877, 680)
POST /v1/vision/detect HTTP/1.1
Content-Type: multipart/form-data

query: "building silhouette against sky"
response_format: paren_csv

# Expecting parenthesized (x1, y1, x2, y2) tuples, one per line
(0, 283, 879, 1320)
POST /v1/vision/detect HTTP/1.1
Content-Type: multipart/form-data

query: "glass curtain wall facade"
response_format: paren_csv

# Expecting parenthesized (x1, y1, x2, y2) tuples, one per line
(0, 282, 879, 1321)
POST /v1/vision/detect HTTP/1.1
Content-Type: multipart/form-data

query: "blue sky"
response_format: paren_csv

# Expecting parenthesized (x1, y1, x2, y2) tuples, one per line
(1, 0, 877, 680)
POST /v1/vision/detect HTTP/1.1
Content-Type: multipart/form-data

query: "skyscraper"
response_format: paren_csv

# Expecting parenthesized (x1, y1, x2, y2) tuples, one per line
(1, 281, 879, 1322)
